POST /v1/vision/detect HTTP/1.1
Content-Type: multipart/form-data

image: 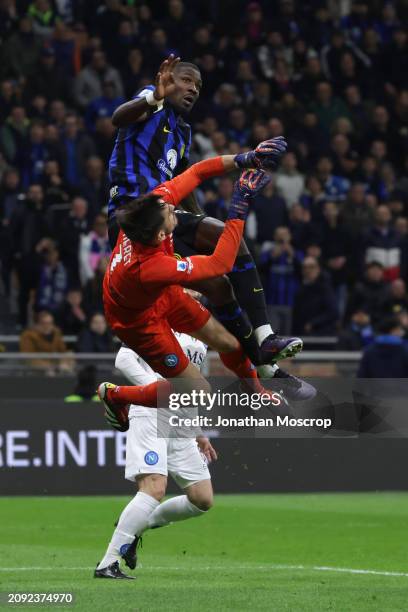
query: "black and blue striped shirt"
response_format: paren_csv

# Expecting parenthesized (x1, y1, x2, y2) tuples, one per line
(108, 85, 192, 216)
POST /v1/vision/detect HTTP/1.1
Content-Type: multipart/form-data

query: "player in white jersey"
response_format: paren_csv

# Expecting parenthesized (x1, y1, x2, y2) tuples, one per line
(95, 330, 217, 580)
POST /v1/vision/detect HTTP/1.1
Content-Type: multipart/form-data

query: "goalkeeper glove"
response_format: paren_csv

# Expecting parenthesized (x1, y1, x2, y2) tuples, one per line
(227, 170, 270, 221)
(234, 136, 288, 170)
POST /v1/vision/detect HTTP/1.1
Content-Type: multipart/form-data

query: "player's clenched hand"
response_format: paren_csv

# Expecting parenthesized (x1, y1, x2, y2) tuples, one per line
(228, 170, 270, 221)
(154, 54, 180, 100)
(197, 436, 218, 463)
(235, 136, 288, 170)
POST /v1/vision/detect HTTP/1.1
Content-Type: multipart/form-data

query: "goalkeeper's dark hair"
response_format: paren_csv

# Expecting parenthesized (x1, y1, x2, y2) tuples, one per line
(116, 194, 166, 244)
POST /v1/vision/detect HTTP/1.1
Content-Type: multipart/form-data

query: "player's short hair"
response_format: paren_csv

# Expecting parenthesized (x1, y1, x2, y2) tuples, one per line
(116, 194, 166, 244)
(174, 61, 201, 74)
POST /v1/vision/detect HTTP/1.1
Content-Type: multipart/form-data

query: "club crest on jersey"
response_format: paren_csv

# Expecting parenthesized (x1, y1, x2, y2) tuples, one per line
(157, 148, 178, 178)
(164, 353, 179, 367)
(144, 451, 159, 465)
(167, 149, 177, 170)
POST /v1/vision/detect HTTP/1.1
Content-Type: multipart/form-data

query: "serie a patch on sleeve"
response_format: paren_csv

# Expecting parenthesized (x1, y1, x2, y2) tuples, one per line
(176, 257, 193, 273)
(177, 261, 188, 272)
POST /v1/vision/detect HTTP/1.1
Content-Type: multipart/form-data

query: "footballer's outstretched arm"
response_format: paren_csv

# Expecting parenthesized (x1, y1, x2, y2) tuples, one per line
(112, 55, 180, 127)
(154, 137, 288, 207)
(141, 171, 270, 287)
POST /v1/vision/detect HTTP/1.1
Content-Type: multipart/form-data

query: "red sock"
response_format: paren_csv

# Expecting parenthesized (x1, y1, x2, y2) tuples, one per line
(112, 380, 172, 406)
(220, 347, 274, 396)
(219, 346, 260, 384)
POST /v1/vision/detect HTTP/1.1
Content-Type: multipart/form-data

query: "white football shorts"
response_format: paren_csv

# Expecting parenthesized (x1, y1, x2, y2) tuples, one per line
(125, 414, 211, 489)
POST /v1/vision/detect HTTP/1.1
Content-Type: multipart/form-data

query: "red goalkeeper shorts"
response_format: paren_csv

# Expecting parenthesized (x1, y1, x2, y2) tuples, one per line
(114, 286, 211, 377)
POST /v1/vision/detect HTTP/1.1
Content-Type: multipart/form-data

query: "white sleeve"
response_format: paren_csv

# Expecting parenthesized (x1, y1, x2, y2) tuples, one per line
(115, 346, 161, 385)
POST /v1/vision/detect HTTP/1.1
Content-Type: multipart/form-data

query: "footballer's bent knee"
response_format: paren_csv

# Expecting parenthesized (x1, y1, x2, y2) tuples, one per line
(137, 473, 167, 501)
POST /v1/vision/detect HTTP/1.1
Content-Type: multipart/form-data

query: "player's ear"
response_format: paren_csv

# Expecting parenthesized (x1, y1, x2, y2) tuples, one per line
(156, 229, 167, 243)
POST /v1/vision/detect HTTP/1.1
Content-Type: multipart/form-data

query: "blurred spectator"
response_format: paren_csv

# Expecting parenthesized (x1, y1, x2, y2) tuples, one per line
(79, 214, 111, 285)
(61, 114, 96, 188)
(258, 227, 303, 334)
(1, 16, 42, 79)
(27, 0, 60, 39)
(10, 183, 51, 326)
(78, 156, 109, 217)
(249, 180, 289, 246)
(342, 183, 375, 237)
(82, 255, 109, 317)
(338, 309, 374, 350)
(77, 312, 114, 353)
(346, 262, 388, 324)
(362, 205, 401, 281)
(292, 256, 338, 336)
(316, 156, 350, 201)
(25, 46, 68, 102)
(56, 288, 87, 335)
(19, 310, 73, 373)
(35, 241, 68, 315)
(357, 316, 408, 378)
(381, 278, 408, 318)
(275, 152, 305, 209)
(203, 176, 233, 221)
(310, 81, 350, 135)
(74, 50, 124, 109)
(320, 201, 350, 315)
(85, 80, 124, 131)
(58, 197, 90, 282)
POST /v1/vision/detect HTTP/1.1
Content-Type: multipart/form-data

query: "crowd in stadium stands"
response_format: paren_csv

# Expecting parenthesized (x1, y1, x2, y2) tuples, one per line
(0, 0, 408, 357)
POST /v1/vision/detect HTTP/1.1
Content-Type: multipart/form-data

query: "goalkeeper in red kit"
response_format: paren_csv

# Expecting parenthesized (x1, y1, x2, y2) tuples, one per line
(99, 145, 300, 417)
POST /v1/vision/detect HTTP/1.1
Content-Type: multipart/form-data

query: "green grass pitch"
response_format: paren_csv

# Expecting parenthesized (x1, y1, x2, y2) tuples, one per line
(1, 493, 408, 611)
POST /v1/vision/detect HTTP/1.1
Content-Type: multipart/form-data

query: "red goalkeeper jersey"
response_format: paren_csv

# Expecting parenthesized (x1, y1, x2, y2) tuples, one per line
(103, 157, 243, 329)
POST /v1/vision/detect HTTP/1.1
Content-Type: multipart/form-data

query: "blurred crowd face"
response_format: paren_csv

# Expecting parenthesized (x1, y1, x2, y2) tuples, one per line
(274, 226, 291, 244)
(366, 264, 384, 283)
(391, 279, 406, 299)
(67, 289, 82, 307)
(349, 184, 366, 205)
(302, 257, 320, 283)
(352, 310, 370, 327)
(71, 197, 88, 219)
(373, 106, 389, 129)
(90, 313, 107, 335)
(316, 82, 332, 105)
(345, 84, 361, 106)
(36, 312, 55, 335)
(218, 177, 234, 200)
(317, 157, 332, 178)
(268, 118, 284, 137)
(281, 152, 297, 172)
(3, 169, 19, 191)
(91, 51, 107, 72)
(93, 215, 107, 238)
(375, 205, 391, 228)
(27, 184, 44, 206)
(395, 217, 408, 236)
(323, 201, 339, 221)
(340, 52, 355, 76)
(86, 157, 104, 181)
(65, 115, 79, 138)
(331, 134, 349, 156)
